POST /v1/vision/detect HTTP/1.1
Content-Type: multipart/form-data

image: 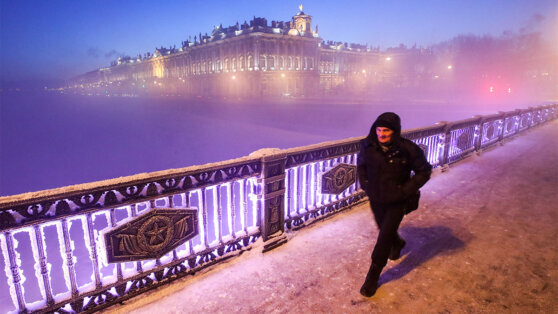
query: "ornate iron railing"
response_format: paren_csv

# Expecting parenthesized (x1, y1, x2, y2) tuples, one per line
(0, 103, 556, 313)
(282, 140, 365, 230)
(0, 159, 263, 313)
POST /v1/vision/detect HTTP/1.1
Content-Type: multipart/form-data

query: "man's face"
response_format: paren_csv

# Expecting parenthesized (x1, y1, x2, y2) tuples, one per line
(376, 127, 394, 144)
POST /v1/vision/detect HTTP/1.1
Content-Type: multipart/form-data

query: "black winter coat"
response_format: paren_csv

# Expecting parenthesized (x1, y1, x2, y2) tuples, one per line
(357, 113, 432, 206)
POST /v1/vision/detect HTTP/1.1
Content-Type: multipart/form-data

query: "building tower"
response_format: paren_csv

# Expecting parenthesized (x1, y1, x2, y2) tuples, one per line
(292, 4, 312, 33)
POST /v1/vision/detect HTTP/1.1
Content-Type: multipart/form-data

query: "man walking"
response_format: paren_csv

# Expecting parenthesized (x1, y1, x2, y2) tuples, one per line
(357, 112, 432, 297)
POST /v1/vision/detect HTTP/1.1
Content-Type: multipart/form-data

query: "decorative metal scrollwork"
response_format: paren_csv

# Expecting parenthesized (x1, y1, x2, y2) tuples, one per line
(285, 191, 366, 230)
(505, 119, 515, 133)
(0, 160, 261, 231)
(321, 163, 356, 195)
(456, 131, 472, 151)
(104, 208, 198, 263)
(485, 123, 495, 140)
(286, 142, 360, 168)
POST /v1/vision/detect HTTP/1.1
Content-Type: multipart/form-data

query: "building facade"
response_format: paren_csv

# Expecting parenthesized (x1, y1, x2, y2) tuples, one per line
(70, 9, 393, 99)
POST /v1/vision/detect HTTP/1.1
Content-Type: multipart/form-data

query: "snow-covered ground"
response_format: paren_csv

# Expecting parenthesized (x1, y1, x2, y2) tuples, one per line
(104, 120, 558, 313)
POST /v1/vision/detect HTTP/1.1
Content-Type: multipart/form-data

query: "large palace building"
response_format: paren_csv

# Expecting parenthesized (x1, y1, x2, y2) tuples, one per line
(70, 7, 426, 99)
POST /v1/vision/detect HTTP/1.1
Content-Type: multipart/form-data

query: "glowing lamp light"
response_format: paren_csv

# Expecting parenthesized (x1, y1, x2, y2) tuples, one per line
(281, 73, 286, 78)
(362, 69, 366, 73)
(447, 65, 453, 70)
(508, 88, 512, 93)
(489, 86, 494, 93)
(385, 57, 391, 61)
(231, 75, 236, 80)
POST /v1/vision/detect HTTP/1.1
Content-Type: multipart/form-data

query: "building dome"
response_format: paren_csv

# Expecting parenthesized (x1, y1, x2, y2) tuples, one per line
(288, 28, 300, 36)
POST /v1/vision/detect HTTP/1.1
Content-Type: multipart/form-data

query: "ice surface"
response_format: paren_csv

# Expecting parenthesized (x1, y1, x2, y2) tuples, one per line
(1, 93, 544, 197)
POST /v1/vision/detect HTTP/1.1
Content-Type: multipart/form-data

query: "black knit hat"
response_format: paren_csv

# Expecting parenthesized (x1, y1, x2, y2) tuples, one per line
(374, 119, 397, 131)
(372, 112, 401, 134)
(368, 112, 402, 141)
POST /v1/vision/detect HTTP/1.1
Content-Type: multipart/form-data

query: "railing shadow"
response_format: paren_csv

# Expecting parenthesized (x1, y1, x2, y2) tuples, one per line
(379, 225, 468, 285)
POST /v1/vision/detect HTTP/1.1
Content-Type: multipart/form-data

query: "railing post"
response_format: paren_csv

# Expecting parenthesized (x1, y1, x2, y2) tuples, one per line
(474, 116, 485, 155)
(259, 153, 288, 252)
(514, 110, 522, 136)
(438, 122, 451, 172)
(497, 111, 505, 145)
(527, 107, 534, 129)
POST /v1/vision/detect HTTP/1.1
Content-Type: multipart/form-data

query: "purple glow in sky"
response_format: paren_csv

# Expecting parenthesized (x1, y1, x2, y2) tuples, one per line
(1, 0, 557, 82)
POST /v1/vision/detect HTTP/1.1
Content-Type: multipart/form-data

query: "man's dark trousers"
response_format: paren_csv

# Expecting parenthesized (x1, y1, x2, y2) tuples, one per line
(371, 203, 405, 267)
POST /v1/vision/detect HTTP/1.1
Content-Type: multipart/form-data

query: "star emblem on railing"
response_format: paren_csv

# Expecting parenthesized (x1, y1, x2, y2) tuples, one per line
(146, 221, 168, 245)
(321, 163, 356, 195)
(104, 208, 198, 263)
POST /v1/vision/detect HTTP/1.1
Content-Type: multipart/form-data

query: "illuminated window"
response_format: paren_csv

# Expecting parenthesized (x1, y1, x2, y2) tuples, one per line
(240, 56, 245, 70)
(260, 56, 266, 70)
(295, 57, 299, 70)
(248, 55, 254, 69)
(268, 56, 275, 69)
(224, 58, 229, 72)
(288, 57, 293, 70)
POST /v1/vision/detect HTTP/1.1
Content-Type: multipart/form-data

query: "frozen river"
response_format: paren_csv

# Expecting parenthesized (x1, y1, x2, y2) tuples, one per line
(0, 92, 535, 196)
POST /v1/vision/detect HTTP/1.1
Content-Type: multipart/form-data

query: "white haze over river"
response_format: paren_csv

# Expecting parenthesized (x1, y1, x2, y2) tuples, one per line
(0, 92, 547, 196)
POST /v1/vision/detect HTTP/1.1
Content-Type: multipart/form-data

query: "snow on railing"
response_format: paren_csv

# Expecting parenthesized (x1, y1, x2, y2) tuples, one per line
(0, 103, 556, 313)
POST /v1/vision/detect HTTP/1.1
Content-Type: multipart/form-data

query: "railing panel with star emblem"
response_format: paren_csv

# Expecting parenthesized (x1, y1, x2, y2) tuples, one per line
(480, 114, 505, 149)
(445, 117, 481, 164)
(283, 144, 366, 230)
(0, 159, 263, 313)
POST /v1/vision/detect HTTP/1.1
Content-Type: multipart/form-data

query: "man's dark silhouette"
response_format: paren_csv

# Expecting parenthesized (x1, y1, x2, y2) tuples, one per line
(357, 112, 432, 297)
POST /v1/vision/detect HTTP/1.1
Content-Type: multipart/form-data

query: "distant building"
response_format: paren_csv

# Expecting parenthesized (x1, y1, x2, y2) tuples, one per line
(69, 8, 424, 99)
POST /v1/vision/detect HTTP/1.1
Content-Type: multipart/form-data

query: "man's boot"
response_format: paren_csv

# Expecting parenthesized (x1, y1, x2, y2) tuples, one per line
(360, 262, 383, 297)
(389, 236, 406, 260)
